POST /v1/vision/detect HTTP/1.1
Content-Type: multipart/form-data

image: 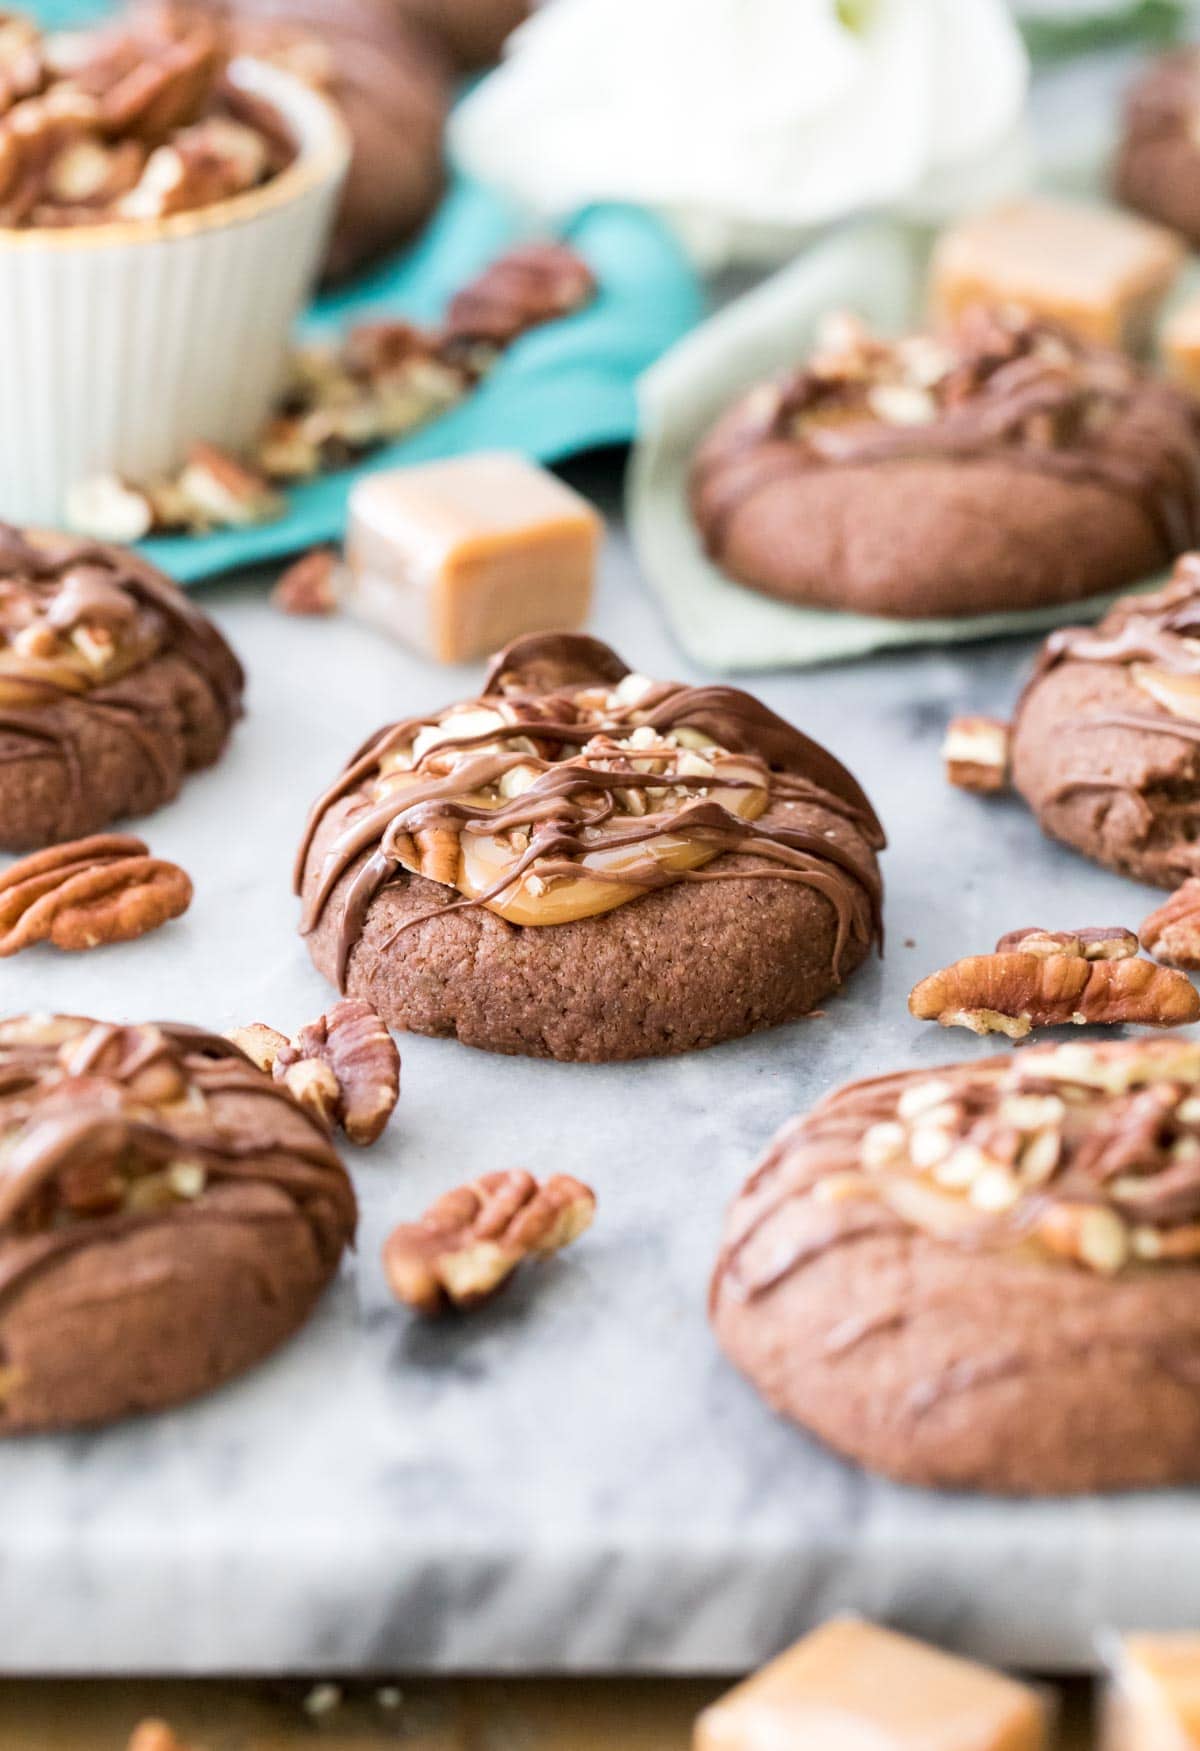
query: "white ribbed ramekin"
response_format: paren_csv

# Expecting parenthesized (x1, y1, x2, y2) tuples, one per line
(0, 57, 350, 525)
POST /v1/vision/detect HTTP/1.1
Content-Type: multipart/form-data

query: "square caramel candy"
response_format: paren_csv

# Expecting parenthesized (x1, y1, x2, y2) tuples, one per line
(345, 452, 602, 664)
(1102, 1634, 1200, 1750)
(930, 197, 1184, 352)
(694, 1617, 1048, 1751)
(1163, 297, 1200, 397)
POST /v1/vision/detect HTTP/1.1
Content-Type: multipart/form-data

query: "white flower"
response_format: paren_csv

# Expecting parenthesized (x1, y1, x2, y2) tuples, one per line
(450, 0, 1029, 267)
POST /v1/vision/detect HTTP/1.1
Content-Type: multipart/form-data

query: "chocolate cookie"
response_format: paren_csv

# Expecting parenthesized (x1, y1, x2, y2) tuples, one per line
(1012, 556, 1200, 888)
(295, 633, 884, 1061)
(201, 0, 451, 283)
(689, 307, 1200, 619)
(1115, 51, 1200, 247)
(711, 1037, 1200, 1495)
(395, 0, 529, 68)
(0, 1015, 356, 1433)
(0, 525, 243, 852)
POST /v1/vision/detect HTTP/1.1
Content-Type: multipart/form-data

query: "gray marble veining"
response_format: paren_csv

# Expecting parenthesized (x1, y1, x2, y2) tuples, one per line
(2, 455, 1199, 1675)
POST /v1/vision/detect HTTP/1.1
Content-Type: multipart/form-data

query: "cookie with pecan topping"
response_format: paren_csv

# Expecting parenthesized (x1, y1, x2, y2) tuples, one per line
(295, 632, 884, 1061)
(1011, 554, 1200, 887)
(689, 306, 1200, 619)
(0, 1014, 355, 1432)
(0, 523, 242, 851)
(711, 1037, 1200, 1494)
(1115, 50, 1200, 250)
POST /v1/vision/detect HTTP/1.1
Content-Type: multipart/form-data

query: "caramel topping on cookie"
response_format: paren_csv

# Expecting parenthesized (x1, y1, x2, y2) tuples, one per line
(0, 1015, 355, 1300)
(296, 633, 885, 983)
(715, 1039, 1200, 1300)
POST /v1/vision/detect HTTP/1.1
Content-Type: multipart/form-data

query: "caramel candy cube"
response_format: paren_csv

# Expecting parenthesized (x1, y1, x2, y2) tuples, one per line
(1163, 298, 1200, 398)
(345, 451, 601, 665)
(1103, 1634, 1200, 1749)
(694, 1617, 1048, 1751)
(931, 197, 1184, 352)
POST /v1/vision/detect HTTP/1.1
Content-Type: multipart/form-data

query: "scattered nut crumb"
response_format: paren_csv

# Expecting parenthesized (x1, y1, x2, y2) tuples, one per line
(303, 1682, 343, 1718)
(384, 1170, 596, 1314)
(270, 546, 341, 616)
(941, 715, 1011, 794)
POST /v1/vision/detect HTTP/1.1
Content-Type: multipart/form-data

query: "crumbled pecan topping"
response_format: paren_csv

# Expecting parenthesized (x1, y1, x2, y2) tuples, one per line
(0, 833, 192, 956)
(1142, 879, 1200, 970)
(383, 1169, 596, 1313)
(941, 715, 1011, 794)
(909, 940, 1198, 1038)
(230, 999, 399, 1147)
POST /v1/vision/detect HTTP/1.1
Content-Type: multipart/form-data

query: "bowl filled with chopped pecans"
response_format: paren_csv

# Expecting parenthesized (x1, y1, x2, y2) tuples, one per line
(0, 7, 350, 525)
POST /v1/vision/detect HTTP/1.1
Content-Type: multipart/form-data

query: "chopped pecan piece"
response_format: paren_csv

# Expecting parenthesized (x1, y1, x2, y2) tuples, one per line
(177, 442, 281, 529)
(1131, 662, 1200, 724)
(0, 834, 192, 956)
(383, 1169, 596, 1314)
(909, 950, 1200, 1038)
(1142, 878, 1200, 969)
(230, 999, 399, 1146)
(941, 715, 1011, 794)
(270, 547, 340, 616)
(994, 925, 1139, 961)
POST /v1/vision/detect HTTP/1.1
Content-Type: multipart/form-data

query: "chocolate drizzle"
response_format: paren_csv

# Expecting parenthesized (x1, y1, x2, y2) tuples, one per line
(295, 633, 885, 986)
(0, 1017, 355, 1311)
(712, 1041, 1200, 1315)
(0, 524, 243, 831)
(691, 309, 1200, 564)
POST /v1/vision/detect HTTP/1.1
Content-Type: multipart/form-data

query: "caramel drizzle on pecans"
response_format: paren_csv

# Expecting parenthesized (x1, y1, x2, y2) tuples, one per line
(295, 634, 885, 985)
(0, 523, 243, 831)
(691, 307, 1200, 563)
(713, 1040, 1200, 1306)
(0, 1016, 354, 1307)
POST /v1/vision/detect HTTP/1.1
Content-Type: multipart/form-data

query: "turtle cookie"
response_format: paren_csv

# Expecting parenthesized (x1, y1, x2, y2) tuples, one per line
(1115, 50, 1200, 249)
(711, 1037, 1200, 1495)
(1012, 554, 1200, 888)
(0, 1014, 356, 1432)
(0, 524, 243, 852)
(688, 306, 1200, 619)
(295, 632, 884, 1061)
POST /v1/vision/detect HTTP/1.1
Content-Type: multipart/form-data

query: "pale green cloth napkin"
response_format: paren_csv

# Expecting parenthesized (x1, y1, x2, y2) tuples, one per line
(627, 217, 1178, 672)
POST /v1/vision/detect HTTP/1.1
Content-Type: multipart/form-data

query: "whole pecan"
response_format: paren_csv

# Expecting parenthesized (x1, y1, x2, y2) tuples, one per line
(1142, 878, 1200, 969)
(0, 834, 192, 956)
(444, 241, 597, 349)
(230, 998, 399, 1146)
(909, 950, 1200, 1038)
(383, 1169, 596, 1313)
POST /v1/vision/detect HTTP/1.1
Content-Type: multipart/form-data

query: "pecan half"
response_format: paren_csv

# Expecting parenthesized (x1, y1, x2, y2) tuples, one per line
(270, 547, 340, 616)
(909, 951, 1200, 1038)
(1142, 878, 1200, 969)
(230, 999, 399, 1146)
(994, 925, 1139, 961)
(0, 834, 192, 956)
(941, 715, 1010, 794)
(383, 1169, 596, 1314)
(444, 241, 597, 349)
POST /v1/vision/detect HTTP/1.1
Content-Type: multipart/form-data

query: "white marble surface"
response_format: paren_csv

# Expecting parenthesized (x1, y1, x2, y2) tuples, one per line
(2, 453, 1200, 1676)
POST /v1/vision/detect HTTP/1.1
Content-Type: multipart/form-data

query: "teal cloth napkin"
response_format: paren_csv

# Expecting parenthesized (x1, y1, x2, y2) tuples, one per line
(142, 185, 702, 583)
(32, 0, 703, 585)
